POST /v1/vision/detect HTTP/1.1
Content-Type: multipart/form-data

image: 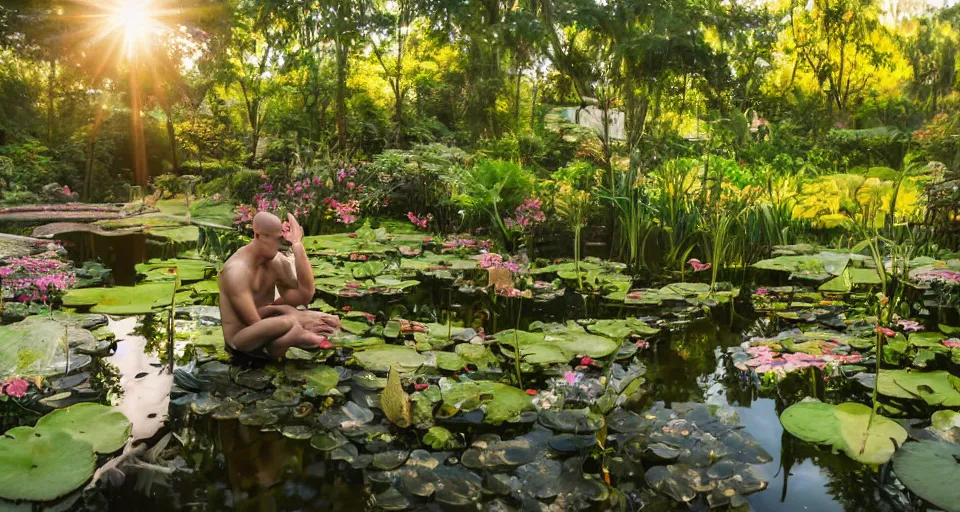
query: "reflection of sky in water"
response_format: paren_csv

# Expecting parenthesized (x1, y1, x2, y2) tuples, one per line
(735, 399, 842, 512)
(678, 326, 846, 512)
(106, 316, 172, 441)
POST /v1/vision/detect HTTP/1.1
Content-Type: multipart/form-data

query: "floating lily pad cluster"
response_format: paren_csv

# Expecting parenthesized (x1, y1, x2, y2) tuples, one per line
(162, 307, 774, 509)
(729, 328, 866, 379)
(0, 403, 131, 502)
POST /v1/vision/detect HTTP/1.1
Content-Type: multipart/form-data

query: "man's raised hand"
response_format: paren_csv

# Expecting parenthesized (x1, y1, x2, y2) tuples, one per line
(283, 213, 304, 244)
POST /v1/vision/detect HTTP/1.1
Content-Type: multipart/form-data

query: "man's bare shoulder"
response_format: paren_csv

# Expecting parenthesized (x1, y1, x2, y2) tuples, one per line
(219, 250, 254, 289)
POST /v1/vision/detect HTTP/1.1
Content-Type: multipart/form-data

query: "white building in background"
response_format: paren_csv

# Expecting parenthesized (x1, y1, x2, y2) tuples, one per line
(555, 106, 627, 141)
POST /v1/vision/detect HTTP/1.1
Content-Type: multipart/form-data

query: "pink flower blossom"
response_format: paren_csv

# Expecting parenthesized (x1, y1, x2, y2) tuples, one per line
(897, 320, 924, 332)
(688, 258, 711, 272)
(414, 383, 429, 391)
(407, 211, 432, 230)
(943, 338, 960, 349)
(1, 378, 29, 398)
(876, 326, 896, 337)
(635, 340, 649, 349)
(564, 372, 583, 386)
(580, 356, 595, 367)
(754, 288, 769, 296)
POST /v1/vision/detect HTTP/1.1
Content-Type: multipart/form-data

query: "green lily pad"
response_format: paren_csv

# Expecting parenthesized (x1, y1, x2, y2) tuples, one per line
(892, 441, 960, 512)
(876, 370, 960, 406)
(495, 326, 620, 365)
(586, 318, 660, 340)
(0, 316, 96, 380)
(780, 400, 906, 464)
(35, 403, 131, 454)
(0, 427, 96, 501)
(63, 283, 176, 315)
(135, 258, 216, 283)
(353, 345, 427, 372)
(439, 380, 534, 425)
(286, 364, 339, 396)
(753, 252, 851, 281)
(145, 225, 200, 243)
(381, 366, 412, 428)
(423, 426, 460, 449)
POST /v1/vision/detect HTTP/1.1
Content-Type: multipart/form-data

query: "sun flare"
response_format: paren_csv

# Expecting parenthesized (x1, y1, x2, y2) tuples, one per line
(102, 0, 169, 59)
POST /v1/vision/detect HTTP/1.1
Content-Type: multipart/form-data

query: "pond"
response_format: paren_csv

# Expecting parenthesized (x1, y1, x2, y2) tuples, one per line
(1, 230, 956, 512)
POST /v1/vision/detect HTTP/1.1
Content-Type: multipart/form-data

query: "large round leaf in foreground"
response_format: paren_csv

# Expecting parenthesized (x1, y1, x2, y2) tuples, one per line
(35, 402, 131, 453)
(0, 427, 95, 501)
(893, 441, 960, 512)
(780, 400, 906, 464)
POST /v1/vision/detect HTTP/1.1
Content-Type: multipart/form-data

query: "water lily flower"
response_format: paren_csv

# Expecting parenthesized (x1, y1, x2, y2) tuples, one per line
(580, 356, 595, 367)
(875, 326, 896, 337)
(1, 378, 29, 398)
(564, 371, 583, 386)
(754, 288, 769, 296)
(423, 237, 432, 243)
(414, 383, 429, 391)
(525, 389, 538, 396)
(943, 338, 960, 349)
(687, 258, 711, 272)
(897, 319, 924, 332)
(635, 340, 649, 349)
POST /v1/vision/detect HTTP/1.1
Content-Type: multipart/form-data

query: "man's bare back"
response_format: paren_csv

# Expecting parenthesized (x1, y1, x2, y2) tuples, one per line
(218, 212, 339, 359)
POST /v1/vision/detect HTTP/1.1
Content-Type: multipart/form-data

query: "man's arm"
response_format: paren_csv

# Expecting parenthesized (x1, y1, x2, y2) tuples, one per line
(222, 269, 261, 326)
(274, 214, 315, 307)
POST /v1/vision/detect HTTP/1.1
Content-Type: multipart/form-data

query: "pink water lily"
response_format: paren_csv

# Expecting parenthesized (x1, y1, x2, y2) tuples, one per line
(876, 326, 896, 337)
(943, 338, 960, 349)
(897, 319, 924, 332)
(1, 378, 29, 398)
(754, 288, 769, 296)
(564, 371, 583, 386)
(687, 258, 711, 272)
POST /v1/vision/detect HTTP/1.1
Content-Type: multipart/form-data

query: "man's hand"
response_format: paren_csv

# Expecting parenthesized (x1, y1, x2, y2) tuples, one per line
(282, 213, 304, 245)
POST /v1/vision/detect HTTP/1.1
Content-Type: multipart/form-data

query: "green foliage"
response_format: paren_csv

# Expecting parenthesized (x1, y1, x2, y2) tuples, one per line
(196, 169, 264, 204)
(824, 127, 909, 170)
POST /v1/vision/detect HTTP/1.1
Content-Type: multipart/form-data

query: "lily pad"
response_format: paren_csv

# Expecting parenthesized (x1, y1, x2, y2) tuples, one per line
(780, 400, 906, 464)
(892, 441, 960, 512)
(354, 345, 427, 373)
(135, 258, 215, 283)
(62, 283, 176, 315)
(439, 380, 535, 425)
(0, 427, 96, 501)
(585, 318, 660, 340)
(0, 316, 96, 380)
(381, 366, 412, 428)
(34, 403, 132, 454)
(876, 370, 960, 406)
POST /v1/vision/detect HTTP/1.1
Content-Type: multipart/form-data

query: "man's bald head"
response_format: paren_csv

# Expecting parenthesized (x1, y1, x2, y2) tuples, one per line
(252, 211, 282, 235)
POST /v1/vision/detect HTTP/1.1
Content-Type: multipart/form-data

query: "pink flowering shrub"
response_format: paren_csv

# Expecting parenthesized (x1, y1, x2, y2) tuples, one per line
(234, 165, 370, 233)
(0, 257, 76, 303)
(503, 198, 546, 231)
(407, 211, 433, 230)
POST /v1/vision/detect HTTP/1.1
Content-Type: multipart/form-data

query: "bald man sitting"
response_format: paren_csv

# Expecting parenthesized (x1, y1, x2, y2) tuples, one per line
(218, 211, 340, 359)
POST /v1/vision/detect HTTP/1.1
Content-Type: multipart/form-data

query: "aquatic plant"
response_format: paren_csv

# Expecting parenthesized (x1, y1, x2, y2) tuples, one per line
(554, 183, 593, 288)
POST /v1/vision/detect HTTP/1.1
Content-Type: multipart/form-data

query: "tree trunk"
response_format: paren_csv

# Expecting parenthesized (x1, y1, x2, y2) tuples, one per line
(335, 41, 349, 151)
(47, 59, 56, 142)
(165, 114, 180, 176)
